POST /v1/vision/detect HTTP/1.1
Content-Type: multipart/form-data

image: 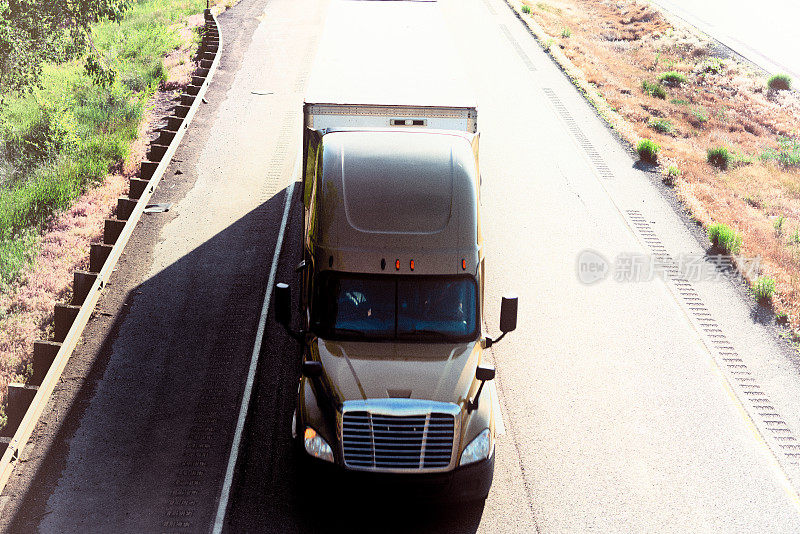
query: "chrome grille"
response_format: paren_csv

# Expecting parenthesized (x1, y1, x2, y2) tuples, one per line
(342, 411, 455, 471)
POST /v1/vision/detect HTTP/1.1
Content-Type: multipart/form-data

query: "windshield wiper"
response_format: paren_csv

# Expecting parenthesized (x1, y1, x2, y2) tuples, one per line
(333, 328, 367, 337)
(407, 329, 460, 340)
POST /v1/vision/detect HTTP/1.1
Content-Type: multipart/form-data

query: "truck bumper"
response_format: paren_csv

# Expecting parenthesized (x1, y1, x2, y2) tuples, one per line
(301, 451, 495, 503)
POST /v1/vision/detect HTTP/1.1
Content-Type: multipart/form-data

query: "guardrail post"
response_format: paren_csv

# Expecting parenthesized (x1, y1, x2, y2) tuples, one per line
(116, 197, 138, 221)
(103, 219, 126, 245)
(156, 130, 177, 145)
(54, 304, 80, 342)
(141, 160, 160, 181)
(174, 105, 191, 118)
(180, 93, 196, 106)
(72, 271, 98, 305)
(6, 384, 39, 436)
(147, 144, 169, 162)
(90, 243, 113, 273)
(32, 341, 62, 386)
(128, 179, 150, 200)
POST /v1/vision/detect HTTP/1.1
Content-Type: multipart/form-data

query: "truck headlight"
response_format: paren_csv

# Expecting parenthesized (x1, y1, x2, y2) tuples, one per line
(459, 428, 492, 466)
(304, 427, 334, 462)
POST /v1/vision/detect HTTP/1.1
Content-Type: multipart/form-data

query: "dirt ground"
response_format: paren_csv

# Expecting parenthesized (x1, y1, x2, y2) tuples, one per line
(517, 0, 800, 334)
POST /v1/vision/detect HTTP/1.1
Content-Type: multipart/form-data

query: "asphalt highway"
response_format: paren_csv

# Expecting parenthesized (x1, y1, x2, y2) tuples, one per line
(652, 0, 800, 80)
(3, 0, 800, 532)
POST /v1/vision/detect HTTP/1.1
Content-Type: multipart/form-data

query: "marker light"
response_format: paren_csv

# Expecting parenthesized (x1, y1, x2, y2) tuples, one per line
(395, 259, 400, 270)
(410, 259, 415, 271)
(462, 259, 467, 270)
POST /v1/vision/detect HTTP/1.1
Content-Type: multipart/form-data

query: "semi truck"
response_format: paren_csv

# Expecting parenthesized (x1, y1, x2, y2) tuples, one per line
(274, 0, 517, 501)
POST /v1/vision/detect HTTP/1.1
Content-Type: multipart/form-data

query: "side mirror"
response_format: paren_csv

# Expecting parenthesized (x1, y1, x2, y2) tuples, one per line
(302, 360, 323, 377)
(499, 295, 518, 333)
(484, 296, 518, 348)
(468, 364, 495, 413)
(476, 364, 495, 382)
(274, 282, 292, 326)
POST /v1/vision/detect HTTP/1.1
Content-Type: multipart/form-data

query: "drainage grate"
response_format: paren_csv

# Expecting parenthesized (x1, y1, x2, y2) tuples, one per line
(542, 88, 615, 180)
(481, 0, 497, 15)
(625, 210, 800, 465)
(499, 24, 537, 72)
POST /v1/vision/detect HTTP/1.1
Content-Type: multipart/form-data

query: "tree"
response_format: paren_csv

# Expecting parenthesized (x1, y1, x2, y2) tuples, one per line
(0, 0, 130, 108)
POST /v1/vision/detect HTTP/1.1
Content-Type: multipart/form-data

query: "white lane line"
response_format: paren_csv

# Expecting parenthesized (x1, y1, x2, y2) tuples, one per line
(212, 153, 300, 534)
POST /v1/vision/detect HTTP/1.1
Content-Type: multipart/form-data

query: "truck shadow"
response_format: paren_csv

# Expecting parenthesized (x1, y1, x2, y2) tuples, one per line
(298, 489, 486, 533)
(2, 180, 485, 533)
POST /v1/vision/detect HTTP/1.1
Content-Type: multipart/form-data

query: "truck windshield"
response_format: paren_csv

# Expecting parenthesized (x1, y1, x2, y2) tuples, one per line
(312, 273, 478, 342)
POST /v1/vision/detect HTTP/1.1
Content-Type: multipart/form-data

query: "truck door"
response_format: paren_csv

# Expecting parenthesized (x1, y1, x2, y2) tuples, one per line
(301, 128, 323, 318)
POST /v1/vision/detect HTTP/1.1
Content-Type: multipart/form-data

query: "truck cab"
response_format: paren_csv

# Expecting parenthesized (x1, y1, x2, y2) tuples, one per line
(275, 127, 517, 501)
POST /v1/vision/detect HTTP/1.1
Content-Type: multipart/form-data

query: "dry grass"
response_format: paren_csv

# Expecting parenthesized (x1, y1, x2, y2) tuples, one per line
(517, 0, 800, 330)
(0, 175, 127, 394)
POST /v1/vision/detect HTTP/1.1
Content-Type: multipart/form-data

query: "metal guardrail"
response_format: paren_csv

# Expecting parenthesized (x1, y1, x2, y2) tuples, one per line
(0, 9, 223, 497)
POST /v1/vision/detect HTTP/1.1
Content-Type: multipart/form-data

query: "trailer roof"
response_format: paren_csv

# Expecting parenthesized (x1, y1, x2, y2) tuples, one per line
(314, 130, 480, 274)
(305, 0, 477, 109)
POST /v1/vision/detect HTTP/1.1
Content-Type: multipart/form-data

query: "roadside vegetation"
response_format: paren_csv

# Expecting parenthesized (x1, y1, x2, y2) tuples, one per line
(768, 74, 792, 92)
(514, 0, 800, 333)
(641, 80, 666, 99)
(663, 165, 681, 185)
(658, 71, 686, 86)
(648, 117, 673, 134)
(753, 276, 777, 302)
(707, 146, 732, 170)
(637, 138, 660, 163)
(1, 0, 209, 287)
(0, 0, 230, 430)
(708, 223, 742, 254)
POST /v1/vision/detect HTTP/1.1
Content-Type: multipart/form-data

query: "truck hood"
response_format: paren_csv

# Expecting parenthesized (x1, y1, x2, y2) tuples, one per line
(313, 338, 480, 406)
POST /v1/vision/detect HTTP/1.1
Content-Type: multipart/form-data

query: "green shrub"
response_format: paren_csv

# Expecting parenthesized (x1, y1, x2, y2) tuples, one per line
(561, 28, 572, 38)
(0, 228, 38, 287)
(641, 80, 666, 99)
(776, 311, 789, 325)
(690, 107, 708, 126)
(753, 276, 776, 302)
(659, 71, 687, 85)
(670, 98, 689, 105)
(707, 146, 732, 170)
(768, 74, 792, 91)
(521, 4, 531, 14)
(648, 117, 673, 134)
(762, 136, 800, 167)
(698, 57, 725, 74)
(637, 138, 660, 163)
(2, 105, 79, 180)
(663, 165, 680, 185)
(774, 214, 786, 236)
(707, 222, 742, 254)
